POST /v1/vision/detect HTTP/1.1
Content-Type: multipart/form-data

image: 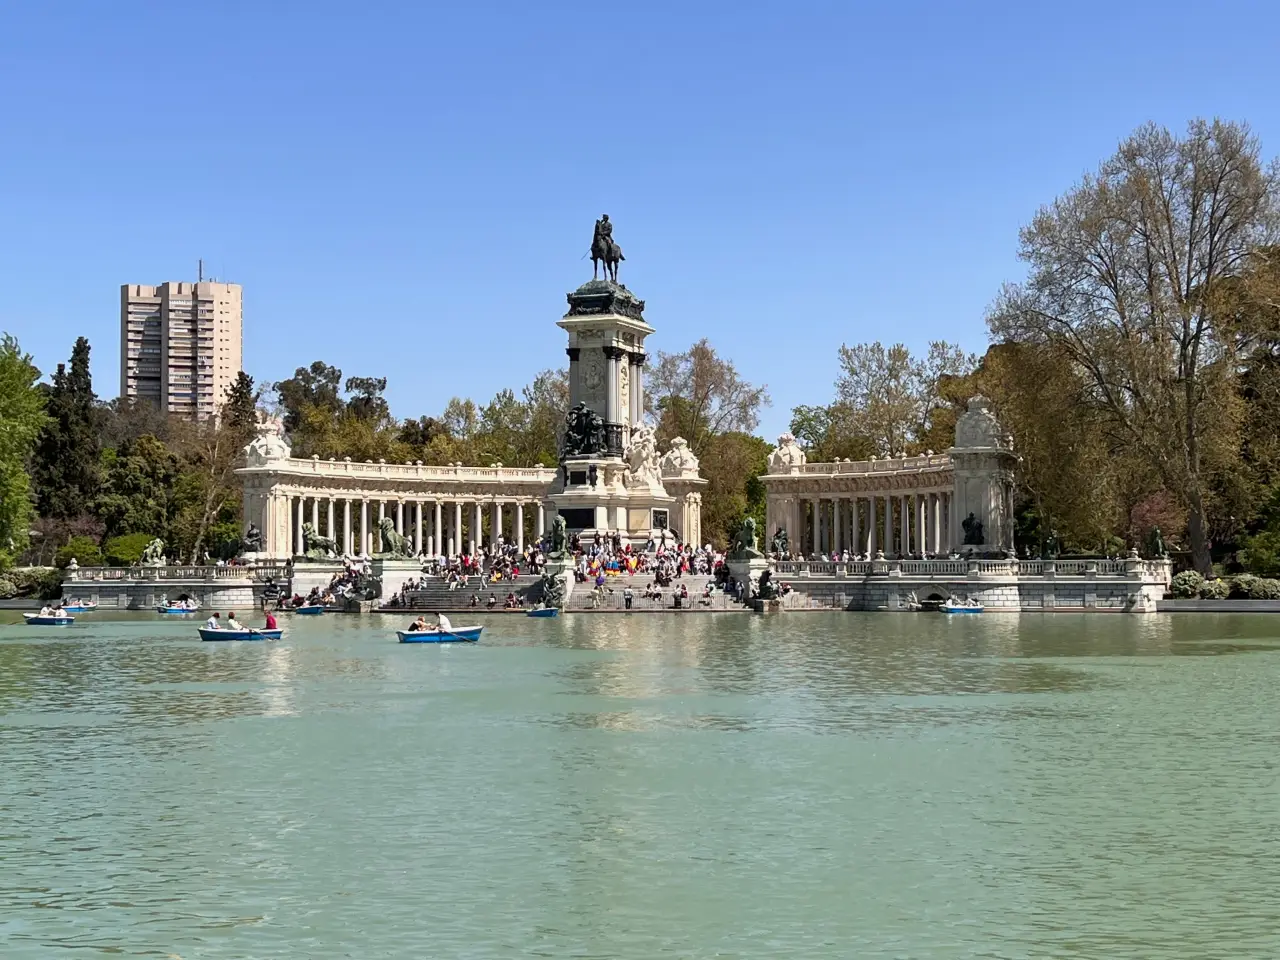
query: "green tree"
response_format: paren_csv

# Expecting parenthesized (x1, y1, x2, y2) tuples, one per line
(103, 532, 154, 567)
(54, 536, 103, 568)
(0, 334, 49, 566)
(989, 119, 1280, 572)
(274, 361, 343, 434)
(32, 337, 101, 519)
(95, 435, 180, 541)
(788, 403, 876, 462)
(222, 371, 259, 432)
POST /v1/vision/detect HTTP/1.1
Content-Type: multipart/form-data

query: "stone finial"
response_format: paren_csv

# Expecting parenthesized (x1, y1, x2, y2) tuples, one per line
(954, 395, 1007, 449)
(659, 436, 699, 479)
(767, 433, 806, 472)
(243, 414, 292, 466)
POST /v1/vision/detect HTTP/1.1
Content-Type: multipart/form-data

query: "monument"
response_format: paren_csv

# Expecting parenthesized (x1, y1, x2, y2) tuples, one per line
(546, 217, 705, 545)
(949, 396, 1018, 555)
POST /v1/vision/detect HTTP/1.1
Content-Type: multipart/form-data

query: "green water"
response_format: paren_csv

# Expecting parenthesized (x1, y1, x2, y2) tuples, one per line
(1, 612, 1278, 959)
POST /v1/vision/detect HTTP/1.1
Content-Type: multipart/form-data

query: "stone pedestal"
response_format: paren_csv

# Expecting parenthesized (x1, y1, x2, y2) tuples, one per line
(726, 557, 771, 607)
(370, 558, 423, 601)
(949, 397, 1018, 554)
(287, 560, 346, 598)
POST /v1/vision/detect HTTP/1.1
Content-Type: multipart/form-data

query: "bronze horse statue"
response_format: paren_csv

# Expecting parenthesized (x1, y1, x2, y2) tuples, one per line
(591, 214, 624, 283)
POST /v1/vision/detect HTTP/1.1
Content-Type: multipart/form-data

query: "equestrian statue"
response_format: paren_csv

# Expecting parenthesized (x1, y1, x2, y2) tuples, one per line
(591, 214, 625, 283)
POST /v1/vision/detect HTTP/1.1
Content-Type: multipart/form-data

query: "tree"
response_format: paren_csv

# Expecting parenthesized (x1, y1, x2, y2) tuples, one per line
(222, 371, 259, 432)
(646, 339, 770, 456)
(344, 376, 391, 425)
(94, 435, 180, 541)
(788, 403, 876, 462)
(31, 337, 101, 519)
(833, 340, 974, 457)
(274, 361, 343, 433)
(174, 373, 261, 562)
(0, 334, 49, 566)
(989, 119, 1280, 572)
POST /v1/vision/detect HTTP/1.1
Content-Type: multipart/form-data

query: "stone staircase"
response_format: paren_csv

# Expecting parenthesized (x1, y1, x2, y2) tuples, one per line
(381, 574, 542, 612)
(565, 574, 743, 611)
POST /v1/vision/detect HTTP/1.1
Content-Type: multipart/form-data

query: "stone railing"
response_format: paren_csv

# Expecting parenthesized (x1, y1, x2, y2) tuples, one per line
(768, 558, 1171, 582)
(66, 564, 290, 582)
(786, 454, 952, 477)
(245, 457, 556, 484)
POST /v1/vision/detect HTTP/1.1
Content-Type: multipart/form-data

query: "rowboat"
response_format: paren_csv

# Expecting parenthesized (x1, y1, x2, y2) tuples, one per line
(157, 605, 200, 614)
(940, 598, 985, 614)
(61, 603, 97, 613)
(294, 605, 325, 615)
(23, 613, 75, 626)
(526, 607, 559, 618)
(397, 625, 482, 643)
(198, 628, 283, 641)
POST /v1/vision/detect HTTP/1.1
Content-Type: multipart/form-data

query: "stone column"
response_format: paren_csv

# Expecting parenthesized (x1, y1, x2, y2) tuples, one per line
(434, 501, 443, 556)
(867, 497, 877, 555)
(414, 502, 423, 555)
(899, 495, 909, 559)
(833, 499, 843, 554)
(850, 496, 861, 555)
(515, 502, 525, 551)
(308, 498, 318, 540)
(883, 495, 893, 558)
(914, 495, 925, 556)
(327, 497, 336, 541)
(359, 499, 369, 556)
(342, 499, 351, 555)
(471, 502, 481, 556)
(295, 497, 305, 556)
(395, 500, 404, 536)
(604, 346, 620, 425)
(566, 347, 580, 407)
(453, 502, 462, 557)
(631, 352, 645, 428)
(492, 502, 503, 549)
(375, 501, 385, 552)
(536, 502, 545, 538)
(811, 498, 820, 556)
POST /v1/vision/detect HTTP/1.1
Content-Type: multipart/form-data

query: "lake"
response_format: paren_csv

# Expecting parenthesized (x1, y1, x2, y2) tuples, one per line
(1, 611, 1278, 958)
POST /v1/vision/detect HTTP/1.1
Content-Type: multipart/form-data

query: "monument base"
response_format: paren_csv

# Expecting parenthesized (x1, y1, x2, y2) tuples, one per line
(371, 558, 424, 601)
(550, 456, 676, 546)
(726, 557, 771, 607)
(288, 559, 346, 597)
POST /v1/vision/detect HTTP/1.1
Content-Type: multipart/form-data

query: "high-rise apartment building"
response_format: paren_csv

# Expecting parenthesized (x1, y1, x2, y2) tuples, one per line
(119, 280, 243, 419)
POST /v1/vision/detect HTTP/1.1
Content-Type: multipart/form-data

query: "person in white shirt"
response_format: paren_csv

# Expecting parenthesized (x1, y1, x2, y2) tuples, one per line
(205, 612, 221, 630)
(226, 612, 244, 630)
(39, 605, 52, 617)
(436, 613, 452, 632)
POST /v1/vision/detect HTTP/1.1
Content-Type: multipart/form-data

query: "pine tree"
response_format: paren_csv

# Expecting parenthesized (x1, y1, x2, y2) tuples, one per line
(31, 337, 101, 520)
(223, 371, 259, 433)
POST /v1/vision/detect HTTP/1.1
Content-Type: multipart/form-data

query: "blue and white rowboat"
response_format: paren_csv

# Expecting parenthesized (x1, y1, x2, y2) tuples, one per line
(397, 625, 482, 643)
(24, 613, 75, 626)
(198, 628, 282, 641)
(294, 605, 325, 615)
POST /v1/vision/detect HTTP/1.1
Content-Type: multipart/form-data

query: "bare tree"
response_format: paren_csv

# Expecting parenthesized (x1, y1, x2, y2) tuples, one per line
(834, 340, 974, 456)
(646, 339, 770, 456)
(989, 119, 1280, 572)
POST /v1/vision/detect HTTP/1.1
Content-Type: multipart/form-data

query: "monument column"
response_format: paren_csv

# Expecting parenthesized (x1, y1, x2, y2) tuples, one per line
(631, 352, 646, 427)
(358, 499, 368, 556)
(434, 502, 443, 556)
(899, 495, 909, 559)
(471, 502, 481, 556)
(603, 345, 625, 456)
(453, 502, 462, 557)
(309, 498, 319, 539)
(883, 495, 893, 557)
(536, 503, 545, 538)
(295, 498, 305, 556)
(811, 498, 820, 556)
(833, 499, 843, 554)
(396, 500, 404, 536)
(414, 502, 423, 555)
(850, 496, 861, 555)
(515, 502, 525, 551)
(566, 347, 581, 407)
(327, 497, 336, 541)
(342, 499, 352, 555)
(376, 501, 385, 552)
(493, 502, 503, 549)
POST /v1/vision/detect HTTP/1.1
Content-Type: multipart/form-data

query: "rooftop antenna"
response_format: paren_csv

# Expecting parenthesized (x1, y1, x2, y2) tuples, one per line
(198, 258, 204, 282)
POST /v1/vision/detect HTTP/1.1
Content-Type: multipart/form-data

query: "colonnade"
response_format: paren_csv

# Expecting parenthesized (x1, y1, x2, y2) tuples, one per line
(767, 492, 954, 559)
(280, 494, 547, 558)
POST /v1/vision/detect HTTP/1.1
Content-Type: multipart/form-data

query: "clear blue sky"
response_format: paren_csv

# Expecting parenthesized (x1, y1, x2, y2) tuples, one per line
(3, 0, 1278, 440)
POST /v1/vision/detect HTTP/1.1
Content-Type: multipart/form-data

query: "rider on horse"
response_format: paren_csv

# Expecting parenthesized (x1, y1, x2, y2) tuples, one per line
(591, 214, 624, 282)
